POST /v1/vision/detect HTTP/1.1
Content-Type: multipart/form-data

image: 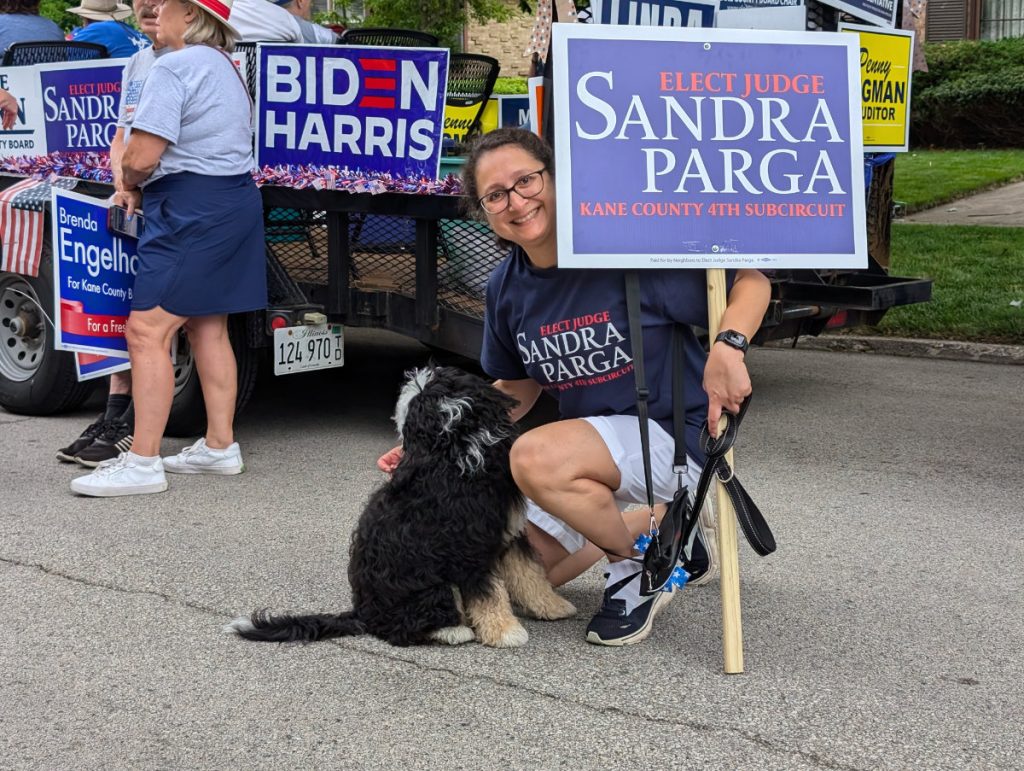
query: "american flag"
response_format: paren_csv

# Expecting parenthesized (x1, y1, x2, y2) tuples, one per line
(0, 177, 79, 277)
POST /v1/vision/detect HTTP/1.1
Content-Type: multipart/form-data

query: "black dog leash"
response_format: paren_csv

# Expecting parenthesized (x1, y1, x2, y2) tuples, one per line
(686, 396, 776, 557)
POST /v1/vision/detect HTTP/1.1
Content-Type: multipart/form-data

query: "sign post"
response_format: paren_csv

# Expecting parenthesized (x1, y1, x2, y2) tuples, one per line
(706, 267, 743, 672)
(553, 23, 867, 671)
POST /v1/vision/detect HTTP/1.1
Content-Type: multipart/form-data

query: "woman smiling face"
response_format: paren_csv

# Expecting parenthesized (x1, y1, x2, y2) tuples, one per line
(474, 144, 557, 268)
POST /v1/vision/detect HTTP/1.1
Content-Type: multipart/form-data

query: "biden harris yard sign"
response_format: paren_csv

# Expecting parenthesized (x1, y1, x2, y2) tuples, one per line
(51, 188, 138, 357)
(552, 24, 866, 269)
(256, 44, 448, 178)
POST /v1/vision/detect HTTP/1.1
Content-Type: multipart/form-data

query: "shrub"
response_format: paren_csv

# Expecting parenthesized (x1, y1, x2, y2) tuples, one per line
(911, 39, 1024, 147)
(492, 77, 527, 95)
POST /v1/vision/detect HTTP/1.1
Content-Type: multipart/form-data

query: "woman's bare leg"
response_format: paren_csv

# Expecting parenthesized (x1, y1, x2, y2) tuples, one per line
(125, 306, 186, 457)
(184, 314, 236, 449)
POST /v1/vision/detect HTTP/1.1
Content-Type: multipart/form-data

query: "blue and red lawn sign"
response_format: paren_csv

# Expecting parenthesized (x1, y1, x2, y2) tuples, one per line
(255, 44, 449, 179)
(75, 352, 130, 381)
(51, 188, 138, 358)
(551, 24, 867, 270)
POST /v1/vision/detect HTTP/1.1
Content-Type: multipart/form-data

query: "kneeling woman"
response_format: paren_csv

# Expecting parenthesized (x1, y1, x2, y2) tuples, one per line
(72, 0, 266, 496)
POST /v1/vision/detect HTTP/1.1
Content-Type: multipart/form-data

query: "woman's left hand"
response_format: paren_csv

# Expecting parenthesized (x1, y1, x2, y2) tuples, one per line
(113, 188, 143, 218)
(703, 343, 751, 438)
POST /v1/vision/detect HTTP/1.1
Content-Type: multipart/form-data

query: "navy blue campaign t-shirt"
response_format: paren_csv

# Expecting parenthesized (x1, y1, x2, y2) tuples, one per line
(482, 247, 736, 464)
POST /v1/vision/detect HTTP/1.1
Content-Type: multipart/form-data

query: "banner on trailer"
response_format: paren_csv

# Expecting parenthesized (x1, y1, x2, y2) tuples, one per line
(443, 103, 484, 142)
(52, 188, 138, 357)
(256, 44, 448, 178)
(75, 352, 131, 381)
(820, 0, 897, 28)
(716, 1, 806, 30)
(552, 24, 866, 269)
(590, 0, 718, 27)
(0, 66, 47, 155)
(718, 0, 801, 9)
(528, 76, 544, 135)
(840, 23, 914, 151)
(497, 94, 531, 129)
(38, 59, 129, 153)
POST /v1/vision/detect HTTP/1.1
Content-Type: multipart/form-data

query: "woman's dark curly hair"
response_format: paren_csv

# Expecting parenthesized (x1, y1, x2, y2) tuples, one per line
(0, 0, 42, 12)
(460, 128, 554, 221)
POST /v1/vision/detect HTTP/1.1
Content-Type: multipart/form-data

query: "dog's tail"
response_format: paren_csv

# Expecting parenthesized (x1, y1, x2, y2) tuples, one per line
(225, 609, 366, 643)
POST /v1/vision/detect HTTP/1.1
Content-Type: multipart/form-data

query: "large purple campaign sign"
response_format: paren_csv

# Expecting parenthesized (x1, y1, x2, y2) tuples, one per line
(39, 60, 127, 153)
(256, 44, 448, 178)
(552, 25, 866, 269)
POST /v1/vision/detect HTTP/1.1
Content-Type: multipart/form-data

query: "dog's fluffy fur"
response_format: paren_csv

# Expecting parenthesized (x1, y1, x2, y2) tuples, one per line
(227, 366, 575, 647)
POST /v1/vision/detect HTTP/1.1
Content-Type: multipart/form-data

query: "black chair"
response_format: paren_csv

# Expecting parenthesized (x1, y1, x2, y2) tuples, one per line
(445, 53, 500, 141)
(1, 40, 108, 67)
(339, 27, 439, 47)
(233, 41, 258, 102)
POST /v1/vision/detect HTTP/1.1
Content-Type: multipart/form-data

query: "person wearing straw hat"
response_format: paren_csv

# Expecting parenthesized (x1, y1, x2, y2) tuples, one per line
(69, 0, 150, 58)
(70, 0, 267, 497)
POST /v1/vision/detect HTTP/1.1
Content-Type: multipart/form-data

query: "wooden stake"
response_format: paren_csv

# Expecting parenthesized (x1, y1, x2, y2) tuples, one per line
(706, 268, 744, 674)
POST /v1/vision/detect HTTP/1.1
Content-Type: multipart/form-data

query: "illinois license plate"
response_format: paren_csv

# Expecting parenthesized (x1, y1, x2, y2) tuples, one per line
(273, 324, 344, 375)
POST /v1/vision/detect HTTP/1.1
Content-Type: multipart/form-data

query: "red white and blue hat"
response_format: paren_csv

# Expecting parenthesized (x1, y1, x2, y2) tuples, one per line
(184, 0, 240, 39)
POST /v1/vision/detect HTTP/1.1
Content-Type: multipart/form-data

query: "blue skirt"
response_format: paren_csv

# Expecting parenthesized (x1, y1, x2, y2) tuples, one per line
(133, 172, 267, 316)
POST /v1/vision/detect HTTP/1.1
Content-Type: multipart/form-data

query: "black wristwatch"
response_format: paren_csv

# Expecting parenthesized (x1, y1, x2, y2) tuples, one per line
(714, 329, 749, 355)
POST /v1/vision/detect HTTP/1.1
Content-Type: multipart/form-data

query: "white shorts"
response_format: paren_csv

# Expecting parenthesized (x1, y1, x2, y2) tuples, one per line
(525, 415, 702, 554)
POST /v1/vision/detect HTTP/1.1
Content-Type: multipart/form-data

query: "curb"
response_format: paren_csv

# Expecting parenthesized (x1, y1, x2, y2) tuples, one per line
(764, 334, 1024, 365)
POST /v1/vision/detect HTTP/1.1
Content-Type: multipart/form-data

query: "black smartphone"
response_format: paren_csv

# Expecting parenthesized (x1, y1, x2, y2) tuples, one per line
(107, 205, 144, 239)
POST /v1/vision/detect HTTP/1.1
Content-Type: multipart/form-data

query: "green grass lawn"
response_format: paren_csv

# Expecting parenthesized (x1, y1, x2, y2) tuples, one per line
(894, 150, 1024, 213)
(865, 224, 1024, 344)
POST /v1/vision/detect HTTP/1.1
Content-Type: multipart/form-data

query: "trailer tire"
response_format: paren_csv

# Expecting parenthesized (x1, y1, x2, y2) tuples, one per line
(165, 313, 259, 437)
(0, 259, 95, 416)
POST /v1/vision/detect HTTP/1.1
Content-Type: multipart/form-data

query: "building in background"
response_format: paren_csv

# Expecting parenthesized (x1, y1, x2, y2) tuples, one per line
(927, 0, 1022, 40)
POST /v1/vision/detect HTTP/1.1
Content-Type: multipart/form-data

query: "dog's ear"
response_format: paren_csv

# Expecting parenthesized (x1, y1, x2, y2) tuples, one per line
(393, 366, 435, 439)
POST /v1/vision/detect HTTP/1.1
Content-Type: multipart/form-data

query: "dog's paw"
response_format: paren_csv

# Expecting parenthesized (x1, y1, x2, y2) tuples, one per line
(480, 622, 529, 648)
(537, 595, 577, 621)
(517, 593, 577, 621)
(430, 625, 475, 645)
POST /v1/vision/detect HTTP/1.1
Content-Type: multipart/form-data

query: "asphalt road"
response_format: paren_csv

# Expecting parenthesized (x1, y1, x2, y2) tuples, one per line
(2, 329, 1022, 770)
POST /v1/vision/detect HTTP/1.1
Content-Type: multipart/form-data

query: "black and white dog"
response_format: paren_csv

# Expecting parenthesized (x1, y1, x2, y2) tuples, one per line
(227, 366, 575, 647)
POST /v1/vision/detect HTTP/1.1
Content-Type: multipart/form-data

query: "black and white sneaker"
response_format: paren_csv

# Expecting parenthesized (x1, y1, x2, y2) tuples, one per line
(56, 416, 107, 463)
(74, 420, 134, 468)
(585, 574, 675, 647)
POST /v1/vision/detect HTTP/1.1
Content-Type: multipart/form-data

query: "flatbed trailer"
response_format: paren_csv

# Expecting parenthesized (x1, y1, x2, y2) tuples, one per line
(0, 160, 931, 432)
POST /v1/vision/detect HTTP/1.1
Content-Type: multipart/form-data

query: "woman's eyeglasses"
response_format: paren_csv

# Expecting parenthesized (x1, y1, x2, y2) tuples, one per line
(478, 168, 547, 214)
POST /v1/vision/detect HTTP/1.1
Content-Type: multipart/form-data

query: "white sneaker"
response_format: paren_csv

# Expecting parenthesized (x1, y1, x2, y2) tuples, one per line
(686, 494, 719, 587)
(70, 452, 168, 497)
(163, 438, 244, 475)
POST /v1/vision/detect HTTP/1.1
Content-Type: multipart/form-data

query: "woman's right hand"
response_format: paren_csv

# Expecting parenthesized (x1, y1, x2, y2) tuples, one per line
(0, 89, 18, 130)
(377, 445, 403, 473)
(112, 188, 143, 218)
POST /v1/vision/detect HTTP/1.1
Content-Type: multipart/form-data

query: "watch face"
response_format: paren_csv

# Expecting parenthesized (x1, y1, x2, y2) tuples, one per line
(719, 330, 748, 351)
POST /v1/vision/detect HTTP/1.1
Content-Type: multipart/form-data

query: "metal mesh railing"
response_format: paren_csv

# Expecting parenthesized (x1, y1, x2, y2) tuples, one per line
(263, 208, 505, 320)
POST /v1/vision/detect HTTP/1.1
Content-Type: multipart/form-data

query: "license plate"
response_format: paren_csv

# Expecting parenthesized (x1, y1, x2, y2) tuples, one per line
(273, 324, 344, 375)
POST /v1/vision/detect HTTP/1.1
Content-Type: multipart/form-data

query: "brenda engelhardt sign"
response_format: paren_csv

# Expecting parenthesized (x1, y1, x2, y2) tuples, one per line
(552, 24, 866, 269)
(256, 44, 448, 178)
(51, 188, 138, 357)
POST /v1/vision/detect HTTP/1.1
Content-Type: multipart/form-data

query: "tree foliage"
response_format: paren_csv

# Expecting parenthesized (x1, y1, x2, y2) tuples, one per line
(362, 0, 515, 51)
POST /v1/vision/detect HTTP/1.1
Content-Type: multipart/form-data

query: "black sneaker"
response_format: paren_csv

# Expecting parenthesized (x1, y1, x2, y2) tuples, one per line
(682, 496, 718, 587)
(585, 573, 675, 647)
(56, 416, 107, 463)
(74, 420, 134, 468)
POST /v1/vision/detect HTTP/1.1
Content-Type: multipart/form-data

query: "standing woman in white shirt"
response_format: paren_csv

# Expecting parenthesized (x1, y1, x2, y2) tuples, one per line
(71, 0, 267, 496)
